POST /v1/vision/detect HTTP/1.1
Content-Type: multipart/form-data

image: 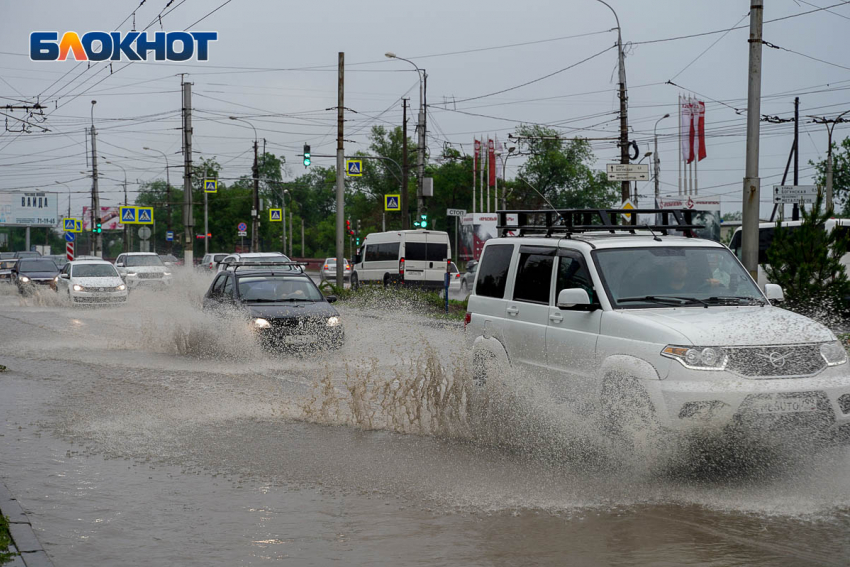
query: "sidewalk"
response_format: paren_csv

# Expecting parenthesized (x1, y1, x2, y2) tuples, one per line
(0, 481, 52, 567)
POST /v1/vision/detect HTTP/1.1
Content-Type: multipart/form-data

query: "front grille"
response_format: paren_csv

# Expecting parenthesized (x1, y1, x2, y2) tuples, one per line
(83, 286, 121, 292)
(137, 272, 163, 279)
(726, 344, 826, 378)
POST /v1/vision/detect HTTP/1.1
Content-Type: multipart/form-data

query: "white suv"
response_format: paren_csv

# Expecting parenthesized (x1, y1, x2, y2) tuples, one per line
(114, 252, 173, 289)
(465, 210, 850, 444)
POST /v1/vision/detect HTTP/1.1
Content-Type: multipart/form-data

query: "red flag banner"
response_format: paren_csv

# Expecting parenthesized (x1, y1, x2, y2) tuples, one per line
(488, 139, 496, 187)
(695, 101, 706, 161)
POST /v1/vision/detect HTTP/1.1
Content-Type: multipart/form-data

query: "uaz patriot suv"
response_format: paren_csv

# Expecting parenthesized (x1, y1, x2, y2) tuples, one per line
(465, 209, 850, 444)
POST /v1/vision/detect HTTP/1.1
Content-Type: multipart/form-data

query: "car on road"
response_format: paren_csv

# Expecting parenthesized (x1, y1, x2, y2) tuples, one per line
(159, 254, 182, 267)
(11, 257, 59, 294)
(200, 253, 228, 272)
(466, 208, 850, 446)
(114, 252, 173, 289)
(203, 261, 343, 350)
(13, 251, 41, 259)
(57, 260, 128, 305)
(320, 257, 351, 282)
(46, 254, 69, 269)
(0, 259, 17, 283)
(217, 252, 297, 273)
(448, 261, 461, 293)
(0, 252, 15, 260)
(351, 230, 451, 289)
(459, 260, 478, 294)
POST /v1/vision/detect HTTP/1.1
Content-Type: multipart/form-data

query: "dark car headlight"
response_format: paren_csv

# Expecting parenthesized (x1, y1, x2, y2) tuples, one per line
(326, 316, 341, 327)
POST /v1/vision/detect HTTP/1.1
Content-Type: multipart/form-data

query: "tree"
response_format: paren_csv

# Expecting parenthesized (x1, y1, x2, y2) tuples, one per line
(722, 211, 742, 221)
(512, 124, 620, 210)
(811, 136, 850, 215)
(765, 193, 850, 320)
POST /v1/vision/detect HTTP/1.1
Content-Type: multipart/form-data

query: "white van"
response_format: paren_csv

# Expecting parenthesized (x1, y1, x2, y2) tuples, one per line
(351, 230, 451, 290)
(729, 219, 850, 288)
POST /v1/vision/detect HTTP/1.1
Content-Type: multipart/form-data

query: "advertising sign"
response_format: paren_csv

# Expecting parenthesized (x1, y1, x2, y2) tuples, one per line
(82, 206, 123, 230)
(459, 213, 499, 261)
(658, 196, 722, 242)
(0, 191, 59, 227)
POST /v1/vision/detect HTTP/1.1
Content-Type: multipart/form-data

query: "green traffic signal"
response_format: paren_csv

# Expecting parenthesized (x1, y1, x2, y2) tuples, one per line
(303, 144, 311, 167)
(95, 217, 102, 234)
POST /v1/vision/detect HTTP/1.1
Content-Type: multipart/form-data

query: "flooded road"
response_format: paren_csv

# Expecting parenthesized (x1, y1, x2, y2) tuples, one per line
(1, 274, 850, 566)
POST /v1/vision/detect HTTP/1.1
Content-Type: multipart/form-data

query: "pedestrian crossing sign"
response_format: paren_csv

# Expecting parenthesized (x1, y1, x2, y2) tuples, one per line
(120, 206, 137, 223)
(346, 159, 363, 177)
(269, 208, 282, 222)
(137, 207, 153, 224)
(384, 194, 401, 211)
(204, 179, 217, 193)
(63, 218, 82, 233)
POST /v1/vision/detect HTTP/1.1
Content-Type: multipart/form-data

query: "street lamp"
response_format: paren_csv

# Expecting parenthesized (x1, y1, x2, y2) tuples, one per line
(104, 159, 128, 252)
(143, 147, 173, 253)
(229, 116, 260, 252)
(814, 109, 850, 210)
(54, 181, 71, 218)
(385, 52, 427, 219)
(653, 113, 671, 203)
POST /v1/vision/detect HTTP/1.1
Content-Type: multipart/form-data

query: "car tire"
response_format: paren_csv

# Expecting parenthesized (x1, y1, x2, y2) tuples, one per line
(600, 374, 661, 451)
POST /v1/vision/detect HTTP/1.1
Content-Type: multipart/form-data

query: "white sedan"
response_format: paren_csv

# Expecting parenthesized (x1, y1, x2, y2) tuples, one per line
(57, 260, 128, 305)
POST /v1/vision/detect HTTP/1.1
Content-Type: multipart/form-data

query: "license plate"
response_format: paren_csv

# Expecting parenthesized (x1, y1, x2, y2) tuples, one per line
(283, 334, 317, 345)
(750, 396, 819, 414)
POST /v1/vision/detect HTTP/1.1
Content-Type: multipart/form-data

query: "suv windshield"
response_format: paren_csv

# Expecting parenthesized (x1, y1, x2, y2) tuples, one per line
(237, 276, 323, 302)
(594, 247, 764, 308)
(126, 255, 164, 267)
(19, 259, 57, 272)
(73, 264, 118, 278)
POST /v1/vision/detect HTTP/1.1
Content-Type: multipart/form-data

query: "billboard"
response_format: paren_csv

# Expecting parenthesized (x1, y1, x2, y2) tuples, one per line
(82, 207, 123, 231)
(0, 191, 59, 227)
(658, 195, 721, 242)
(460, 213, 499, 262)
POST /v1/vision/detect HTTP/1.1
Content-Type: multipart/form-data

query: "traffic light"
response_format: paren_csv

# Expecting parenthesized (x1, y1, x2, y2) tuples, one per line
(303, 144, 311, 167)
(207, 232, 212, 239)
(356, 236, 360, 246)
(413, 213, 427, 228)
(95, 217, 102, 234)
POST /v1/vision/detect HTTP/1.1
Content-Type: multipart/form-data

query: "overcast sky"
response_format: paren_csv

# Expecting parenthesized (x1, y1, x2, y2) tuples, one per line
(2, 0, 849, 219)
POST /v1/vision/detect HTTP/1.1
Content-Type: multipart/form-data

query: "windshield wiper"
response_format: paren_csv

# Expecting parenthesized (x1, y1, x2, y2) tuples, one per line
(705, 296, 766, 307)
(619, 295, 711, 307)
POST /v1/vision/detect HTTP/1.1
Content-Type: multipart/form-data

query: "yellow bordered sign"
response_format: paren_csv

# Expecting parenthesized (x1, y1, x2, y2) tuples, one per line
(346, 159, 363, 177)
(269, 208, 282, 222)
(384, 194, 401, 211)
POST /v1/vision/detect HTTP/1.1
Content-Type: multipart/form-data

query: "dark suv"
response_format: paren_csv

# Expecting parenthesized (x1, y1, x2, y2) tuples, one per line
(12, 258, 59, 294)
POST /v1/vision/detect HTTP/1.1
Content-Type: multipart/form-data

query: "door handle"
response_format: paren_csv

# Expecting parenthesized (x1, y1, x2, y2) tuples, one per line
(549, 313, 563, 323)
(506, 306, 519, 316)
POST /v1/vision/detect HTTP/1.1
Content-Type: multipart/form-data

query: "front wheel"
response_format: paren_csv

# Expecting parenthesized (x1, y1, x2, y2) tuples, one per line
(600, 375, 661, 451)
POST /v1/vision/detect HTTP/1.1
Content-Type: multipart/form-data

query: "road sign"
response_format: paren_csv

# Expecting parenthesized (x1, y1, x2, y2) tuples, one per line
(63, 218, 82, 232)
(621, 199, 636, 222)
(237, 222, 247, 232)
(237, 230, 248, 237)
(607, 163, 649, 181)
(269, 208, 282, 222)
(204, 179, 217, 193)
(773, 185, 818, 204)
(138, 226, 152, 240)
(137, 208, 153, 224)
(346, 159, 363, 177)
(165, 231, 174, 242)
(384, 194, 401, 211)
(66, 241, 74, 262)
(447, 208, 466, 217)
(64, 232, 75, 242)
(121, 206, 136, 223)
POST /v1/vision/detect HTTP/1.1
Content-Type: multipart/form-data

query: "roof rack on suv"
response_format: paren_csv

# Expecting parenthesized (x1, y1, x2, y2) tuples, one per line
(496, 208, 703, 238)
(224, 261, 307, 272)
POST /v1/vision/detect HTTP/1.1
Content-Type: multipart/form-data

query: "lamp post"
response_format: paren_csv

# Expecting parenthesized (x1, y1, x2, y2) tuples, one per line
(818, 109, 850, 211)
(634, 152, 653, 205)
(385, 52, 427, 219)
(143, 147, 172, 253)
(54, 181, 72, 218)
(229, 116, 260, 252)
(498, 146, 516, 210)
(104, 159, 128, 252)
(653, 113, 671, 203)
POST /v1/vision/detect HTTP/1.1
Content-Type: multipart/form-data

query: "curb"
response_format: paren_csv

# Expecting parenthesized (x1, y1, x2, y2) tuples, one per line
(0, 482, 53, 567)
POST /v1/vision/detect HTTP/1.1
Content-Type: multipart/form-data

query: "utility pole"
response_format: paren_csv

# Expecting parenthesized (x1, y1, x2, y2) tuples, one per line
(653, 113, 670, 204)
(741, 0, 764, 279)
(793, 97, 800, 221)
(251, 139, 259, 252)
(417, 71, 427, 218)
(301, 219, 304, 257)
(402, 98, 410, 230)
(203, 173, 210, 255)
(90, 125, 101, 257)
(335, 52, 345, 288)
(813, 110, 850, 211)
(182, 79, 194, 267)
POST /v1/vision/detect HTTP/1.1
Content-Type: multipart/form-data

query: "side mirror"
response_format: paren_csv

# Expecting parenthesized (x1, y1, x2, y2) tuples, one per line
(557, 288, 591, 309)
(60, 273, 70, 279)
(764, 283, 784, 302)
(326, 295, 337, 303)
(116, 262, 124, 268)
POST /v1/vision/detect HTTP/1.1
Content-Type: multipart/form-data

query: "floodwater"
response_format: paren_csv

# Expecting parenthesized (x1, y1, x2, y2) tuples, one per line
(0, 272, 849, 566)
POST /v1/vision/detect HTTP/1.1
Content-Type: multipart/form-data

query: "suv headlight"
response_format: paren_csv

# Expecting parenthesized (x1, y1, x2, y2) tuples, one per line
(252, 318, 271, 329)
(327, 316, 341, 327)
(820, 340, 847, 366)
(662, 345, 728, 370)
(19, 276, 30, 283)
(73, 284, 84, 292)
(118, 284, 126, 291)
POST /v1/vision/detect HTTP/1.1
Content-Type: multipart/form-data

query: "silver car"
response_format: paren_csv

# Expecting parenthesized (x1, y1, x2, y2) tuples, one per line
(321, 258, 351, 281)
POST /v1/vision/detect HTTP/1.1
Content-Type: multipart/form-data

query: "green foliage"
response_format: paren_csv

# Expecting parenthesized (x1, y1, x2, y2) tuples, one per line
(765, 193, 850, 319)
(811, 136, 850, 216)
(722, 211, 742, 221)
(0, 514, 16, 564)
(512, 124, 620, 209)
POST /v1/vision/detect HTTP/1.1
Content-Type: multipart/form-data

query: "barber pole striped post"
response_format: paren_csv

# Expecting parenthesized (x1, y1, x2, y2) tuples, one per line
(66, 242, 74, 262)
